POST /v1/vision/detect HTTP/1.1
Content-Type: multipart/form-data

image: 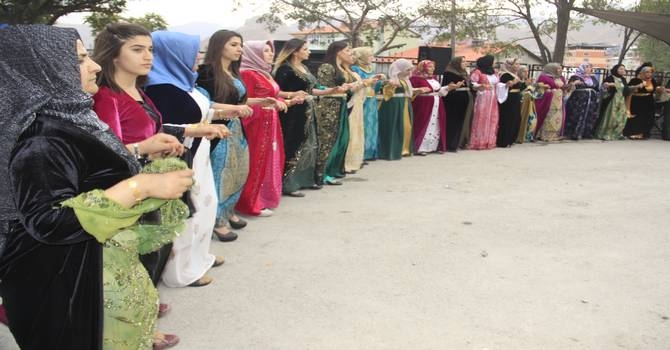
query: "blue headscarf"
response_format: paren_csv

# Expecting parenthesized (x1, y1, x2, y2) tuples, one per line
(146, 31, 200, 92)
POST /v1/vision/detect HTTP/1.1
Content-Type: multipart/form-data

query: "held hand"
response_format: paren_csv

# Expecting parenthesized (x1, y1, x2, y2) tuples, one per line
(288, 97, 305, 106)
(447, 82, 459, 90)
(139, 170, 194, 200)
(235, 105, 254, 118)
(333, 85, 348, 94)
(456, 80, 465, 87)
(293, 90, 309, 98)
(275, 99, 288, 112)
(212, 124, 231, 138)
(197, 124, 227, 140)
(374, 73, 386, 80)
(421, 87, 432, 94)
(139, 133, 184, 157)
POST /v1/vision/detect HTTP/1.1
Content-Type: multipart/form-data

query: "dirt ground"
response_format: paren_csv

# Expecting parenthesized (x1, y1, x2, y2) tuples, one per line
(2, 139, 669, 349)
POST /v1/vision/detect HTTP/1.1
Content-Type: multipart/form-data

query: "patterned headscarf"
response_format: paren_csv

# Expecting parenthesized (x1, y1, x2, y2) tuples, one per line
(0, 25, 140, 222)
(575, 61, 594, 86)
(146, 31, 200, 92)
(635, 62, 653, 77)
(241, 40, 274, 78)
(542, 62, 563, 78)
(413, 60, 435, 79)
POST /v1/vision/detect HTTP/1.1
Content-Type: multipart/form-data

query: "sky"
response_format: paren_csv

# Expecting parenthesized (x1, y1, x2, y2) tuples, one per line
(59, 0, 271, 27)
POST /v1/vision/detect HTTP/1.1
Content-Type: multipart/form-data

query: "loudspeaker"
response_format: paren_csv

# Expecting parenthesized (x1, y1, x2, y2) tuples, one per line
(417, 46, 452, 73)
(273, 40, 287, 57)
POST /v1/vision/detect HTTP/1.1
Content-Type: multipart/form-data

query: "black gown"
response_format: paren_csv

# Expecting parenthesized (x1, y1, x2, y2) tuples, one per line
(441, 71, 473, 151)
(624, 78, 658, 138)
(497, 73, 523, 147)
(145, 84, 203, 154)
(565, 75, 600, 139)
(0, 116, 133, 350)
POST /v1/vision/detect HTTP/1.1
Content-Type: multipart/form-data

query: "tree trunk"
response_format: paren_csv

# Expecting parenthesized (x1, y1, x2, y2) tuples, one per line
(552, 1, 571, 65)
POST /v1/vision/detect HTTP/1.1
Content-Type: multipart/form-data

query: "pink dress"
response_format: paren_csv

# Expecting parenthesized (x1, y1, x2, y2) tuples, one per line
(468, 69, 499, 150)
(235, 70, 285, 215)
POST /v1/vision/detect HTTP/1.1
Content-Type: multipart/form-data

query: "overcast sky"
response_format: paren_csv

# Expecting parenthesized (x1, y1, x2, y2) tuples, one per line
(60, 0, 271, 27)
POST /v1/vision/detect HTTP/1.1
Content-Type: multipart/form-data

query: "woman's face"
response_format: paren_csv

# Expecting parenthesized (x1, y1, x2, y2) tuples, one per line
(366, 54, 374, 65)
(337, 45, 353, 65)
(583, 65, 593, 74)
(617, 65, 626, 76)
(425, 63, 435, 75)
(295, 44, 310, 61)
(114, 35, 153, 77)
(222, 36, 243, 62)
(642, 68, 653, 79)
(263, 44, 274, 65)
(513, 62, 520, 71)
(77, 39, 101, 94)
(398, 67, 412, 79)
(460, 60, 467, 70)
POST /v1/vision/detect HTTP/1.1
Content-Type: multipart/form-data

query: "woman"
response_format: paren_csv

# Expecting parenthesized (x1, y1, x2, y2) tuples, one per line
(517, 65, 539, 143)
(341, 51, 369, 172)
(565, 61, 600, 140)
(624, 62, 663, 139)
(314, 40, 354, 185)
(273, 39, 324, 197)
(378, 58, 424, 159)
(595, 64, 631, 141)
(0, 25, 191, 350)
(196, 30, 254, 240)
(409, 60, 450, 154)
(144, 31, 228, 287)
(441, 56, 472, 152)
(468, 54, 499, 150)
(237, 40, 289, 216)
(351, 47, 383, 160)
(496, 58, 523, 148)
(535, 62, 566, 141)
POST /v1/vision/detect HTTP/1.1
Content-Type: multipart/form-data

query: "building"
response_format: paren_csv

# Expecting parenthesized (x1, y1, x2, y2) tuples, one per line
(564, 43, 616, 68)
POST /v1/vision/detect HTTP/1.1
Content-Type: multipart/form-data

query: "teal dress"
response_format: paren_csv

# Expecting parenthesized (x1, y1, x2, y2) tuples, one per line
(315, 64, 349, 182)
(351, 65, 380, 160)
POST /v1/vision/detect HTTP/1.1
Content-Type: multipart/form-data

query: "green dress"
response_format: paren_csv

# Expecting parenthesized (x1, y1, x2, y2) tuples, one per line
(315, 63, 349, 182)
(595, 77, 628, 141)
(377, 81, 413, 160)
(61, 158, 189, 350)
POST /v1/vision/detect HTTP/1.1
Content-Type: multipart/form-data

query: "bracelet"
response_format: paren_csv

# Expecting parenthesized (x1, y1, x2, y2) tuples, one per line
(127, 179, 142, 203)
(132, 143, 140, 160)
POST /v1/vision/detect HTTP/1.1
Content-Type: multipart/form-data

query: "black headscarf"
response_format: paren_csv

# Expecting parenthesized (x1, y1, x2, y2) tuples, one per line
(476, 55, 495, 75)
(635, 62, 653, 76)
(608, 64, 628, 85)
(0, 25, 140, 223)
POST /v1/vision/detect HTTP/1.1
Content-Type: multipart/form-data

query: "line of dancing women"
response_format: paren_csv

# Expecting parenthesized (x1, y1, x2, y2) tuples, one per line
(0, 23, 668, 350)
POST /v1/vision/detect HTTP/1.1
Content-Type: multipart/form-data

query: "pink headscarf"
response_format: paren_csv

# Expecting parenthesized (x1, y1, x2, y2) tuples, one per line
(241, 40, 273, 76)
(412, 60, 436, 79)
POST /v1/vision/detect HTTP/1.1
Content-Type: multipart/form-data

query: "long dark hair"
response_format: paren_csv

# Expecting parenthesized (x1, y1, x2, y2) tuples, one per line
(322, 40, 350, 84)
(446, 56, 467, 78)
(93, 23, 152, 92)
(204, 29, 244, 103)
(273, 38, 307, 75)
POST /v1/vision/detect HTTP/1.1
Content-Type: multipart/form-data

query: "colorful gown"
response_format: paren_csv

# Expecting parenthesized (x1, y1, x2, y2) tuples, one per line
(409, 76, 447, 153)
(377, 81, 413, 159)
(351, 65, 380, 159)
(595, 75, 629, 141)
(237, 70, 285, 215)
(517, 85, 541, 143)
(315, 63, 349, 181)
(274, 64, 318, 193)
(535, 74, 566, 141)
(344, 71, 366, 171)
(468, 69, 499, 150)
(565, 75, 600, 139)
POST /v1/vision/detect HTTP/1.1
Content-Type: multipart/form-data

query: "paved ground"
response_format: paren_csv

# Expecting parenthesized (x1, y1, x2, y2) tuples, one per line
(2, 139, 669, 349)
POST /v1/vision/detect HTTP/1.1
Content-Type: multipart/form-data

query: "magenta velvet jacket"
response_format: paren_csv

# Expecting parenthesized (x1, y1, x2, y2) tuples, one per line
(409, 75, 447, 152)
(93, 86, 162, 144)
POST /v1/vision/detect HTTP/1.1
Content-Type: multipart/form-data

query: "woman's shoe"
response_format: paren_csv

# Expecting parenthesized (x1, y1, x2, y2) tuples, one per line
(259, 208, 274, 217)
(285, 191, 305, 197)
(153, 333, 180, 350)
(325, 179, 342, 186)
(212, 255, 225, 268)
(305, 184, 323, 190)
(229, 217, 247, 229)
(213, 229, 238, 242)
(188, 275, 213, 287)
(157, 303, 170, 318)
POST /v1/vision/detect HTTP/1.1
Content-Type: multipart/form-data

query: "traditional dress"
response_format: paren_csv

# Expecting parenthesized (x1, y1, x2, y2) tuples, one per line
(595, 67, 630, 141)
(344, 71, 366, 171)
(496, 70, 523, 148)
(410, 74, 447, 153)
(0, 25, 182, 350)
(468, 56, 499, 150)
(196, 64, 250, 227)
(624, 71, 658, 138)
(315, 63, 349, 181)
(565, 64, 600, 140)
(144, 31, 217, 287)
(237, 41, 285, 215)
(351, 65, 380, 159)
(274, 64, 318, 193)
(378, 59, 414, 160)
(441, 67, 473, 151)
(517, 85, 541, 143)
(535, 71, 566, 142)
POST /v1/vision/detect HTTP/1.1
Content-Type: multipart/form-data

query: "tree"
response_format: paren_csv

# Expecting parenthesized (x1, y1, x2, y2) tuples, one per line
(85, 12, 168, 36)
(420, 0, 502, 45)
(0, 0, 126, 24)
(635, 0, 670, 71)
(256, 0, 425, 55)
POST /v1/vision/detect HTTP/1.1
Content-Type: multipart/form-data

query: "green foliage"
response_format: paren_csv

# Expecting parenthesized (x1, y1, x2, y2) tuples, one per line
(636, 0, 670, 71)
(85, 12, 168, 36)
(0, 0, 126, 24)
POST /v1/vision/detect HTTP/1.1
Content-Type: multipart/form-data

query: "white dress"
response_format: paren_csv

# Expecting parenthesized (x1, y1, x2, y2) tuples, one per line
(161, 89, 217, 287)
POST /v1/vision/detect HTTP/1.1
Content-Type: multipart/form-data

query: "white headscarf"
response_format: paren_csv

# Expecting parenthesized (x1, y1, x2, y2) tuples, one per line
(388, 58, 414, 96)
